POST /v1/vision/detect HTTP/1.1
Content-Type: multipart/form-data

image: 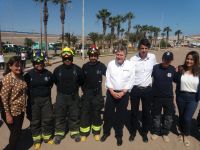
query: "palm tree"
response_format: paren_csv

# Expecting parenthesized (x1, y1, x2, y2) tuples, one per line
(152, 27, 161, 46)
(71, 35, 78, 47)
(108, 17, 118, 51)
(120, 28, 125, 38)
(42, 0, 51, 56)
(124, 12, 135, 39)
(129, 33, 137, 46)
(88, 32, 99, 44)
(33, 0, 44, 49)
(175, 29, 182, 44)
(115, 15, 124, 38)
(163, 26, 172, 43)
(52, 0, 72, 49)
(96, 9, 111, 35)
(161, 32, 165, 39)
(133, 24, 142, 42)
(140, 25, 149, 38)
(64, 32, 71, 47)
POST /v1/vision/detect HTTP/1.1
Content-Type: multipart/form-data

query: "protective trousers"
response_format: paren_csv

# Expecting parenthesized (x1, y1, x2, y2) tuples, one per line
(54, 92, 80, 138)
(30, 96, 54, 144)
(80, 89, 104, 136)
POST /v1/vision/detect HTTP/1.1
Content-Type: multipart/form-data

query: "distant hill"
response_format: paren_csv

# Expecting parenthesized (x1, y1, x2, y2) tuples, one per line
(1, 31, 61, 45)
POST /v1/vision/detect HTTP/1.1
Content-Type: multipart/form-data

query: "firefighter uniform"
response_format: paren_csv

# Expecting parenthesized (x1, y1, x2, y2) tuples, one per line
(24, 50, 54, 149)
(53, 47, 84, 143)
(80, 61, 106, 140)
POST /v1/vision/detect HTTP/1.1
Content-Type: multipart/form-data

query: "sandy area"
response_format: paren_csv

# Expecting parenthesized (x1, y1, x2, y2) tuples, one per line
(0, 47, 200, 150)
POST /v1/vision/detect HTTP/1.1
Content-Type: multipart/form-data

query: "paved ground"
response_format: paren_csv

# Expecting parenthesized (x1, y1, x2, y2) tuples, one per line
(0, 47, 200, 150)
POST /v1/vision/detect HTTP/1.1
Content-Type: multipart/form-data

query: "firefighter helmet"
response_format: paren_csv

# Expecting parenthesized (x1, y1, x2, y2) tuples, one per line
(61, 47, 75, 57)
(32, 50, 45, 63)
(87, 45, 100, 56)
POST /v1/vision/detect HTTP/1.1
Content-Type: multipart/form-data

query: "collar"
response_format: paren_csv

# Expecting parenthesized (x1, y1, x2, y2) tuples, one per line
(115, 59, 125, 67)
(136, 52, 150, 61)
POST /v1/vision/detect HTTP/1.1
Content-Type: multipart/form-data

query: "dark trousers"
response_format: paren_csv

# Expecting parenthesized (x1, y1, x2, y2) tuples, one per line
(103, 90, 129, 138)
(152, 97, 174, 135)
(130, 86, 152, 135)
(80, 89, 104, 136)
(54, 92, 80, 136)
(197, 110, 200, 129)
(31, 96, 53, 143)
(176, 92, 198, 136)
(1, 112, 24, 150)
(0, 62, 5, 70)
(21, 60, 26, 69)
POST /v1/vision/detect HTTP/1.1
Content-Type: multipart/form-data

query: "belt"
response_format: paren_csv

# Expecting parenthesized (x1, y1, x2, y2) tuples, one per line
(134, 85, 151, 90)
(180, 91, 196, 95)
(113, 90, 123, 93)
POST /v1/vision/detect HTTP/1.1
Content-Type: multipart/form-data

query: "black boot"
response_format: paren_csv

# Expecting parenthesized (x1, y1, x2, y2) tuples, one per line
(116, 137, 123, 146)
(54, 135, 63, 145)
(100, 134, 110, 142)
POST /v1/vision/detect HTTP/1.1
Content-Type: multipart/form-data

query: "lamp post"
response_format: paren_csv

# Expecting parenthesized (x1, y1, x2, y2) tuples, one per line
(0, 27, 2, 51)
(82, 0, 85, 60)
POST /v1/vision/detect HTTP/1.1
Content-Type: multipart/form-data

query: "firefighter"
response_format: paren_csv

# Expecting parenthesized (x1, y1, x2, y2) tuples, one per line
(53, 47, 84, 144)
(24, 50, 54, 150)
(80, 45, 107, 142)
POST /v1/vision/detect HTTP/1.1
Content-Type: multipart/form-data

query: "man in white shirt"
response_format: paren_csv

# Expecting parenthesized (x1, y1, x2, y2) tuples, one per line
(100, 46, 135, 146)
(129, 38, 156, 143)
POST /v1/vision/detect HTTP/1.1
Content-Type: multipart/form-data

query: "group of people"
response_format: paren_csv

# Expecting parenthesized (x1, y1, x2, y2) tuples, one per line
(0, 38, 199, 150)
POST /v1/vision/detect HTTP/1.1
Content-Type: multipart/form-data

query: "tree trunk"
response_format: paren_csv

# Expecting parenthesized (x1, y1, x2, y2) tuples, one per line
(43, 0, 48, 57)
(103, 21, 106, 35)
(0, 29, 2, 51)
(60, 4, 65, 49)
(40, 0, 43, 50)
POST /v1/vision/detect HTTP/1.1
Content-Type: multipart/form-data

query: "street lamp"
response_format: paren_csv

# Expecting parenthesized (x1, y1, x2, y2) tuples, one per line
(82, 0, 85, 60)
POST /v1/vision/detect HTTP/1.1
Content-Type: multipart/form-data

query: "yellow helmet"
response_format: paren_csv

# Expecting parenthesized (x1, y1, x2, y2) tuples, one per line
(61, 47, 75, 57)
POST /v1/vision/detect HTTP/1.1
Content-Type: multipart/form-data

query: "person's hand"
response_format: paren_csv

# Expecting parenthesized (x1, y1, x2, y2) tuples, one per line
(6, 112, 13, 124)
(116, 92, 124, 99)
(111, 91, 125, 100)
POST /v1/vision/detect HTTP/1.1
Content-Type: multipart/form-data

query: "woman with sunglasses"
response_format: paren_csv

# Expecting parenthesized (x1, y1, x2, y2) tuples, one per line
(1, 56, 27, 150)
(24, 50, 54, 150)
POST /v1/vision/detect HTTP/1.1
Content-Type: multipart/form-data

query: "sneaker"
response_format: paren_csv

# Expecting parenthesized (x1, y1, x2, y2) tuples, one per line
(94, 135, 100, 141)
(163, 135, 170, 143)
(53, 135, 63, 145)
(81, 136, 87, 142)
(177, 135, 183, 142)
(151, 134, 159, 140)
(34, 143, 41, 150)
(184, 136, 190, 147)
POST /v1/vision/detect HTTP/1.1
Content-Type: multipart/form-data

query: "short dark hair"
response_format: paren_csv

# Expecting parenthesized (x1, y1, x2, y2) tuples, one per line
(138, 38, 151, 49)
(183, 51, 200, 76)
(3, 56, 22, 76)
(115, 46, 127, 55)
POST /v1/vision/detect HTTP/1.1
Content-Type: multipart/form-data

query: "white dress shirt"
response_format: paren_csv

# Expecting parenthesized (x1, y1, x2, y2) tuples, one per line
(105, 59, 135, 91)
(130, 52, 156, 87)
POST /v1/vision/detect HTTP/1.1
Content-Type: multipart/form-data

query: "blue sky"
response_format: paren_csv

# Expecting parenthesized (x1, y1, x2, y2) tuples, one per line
(0, 0, 200, 36)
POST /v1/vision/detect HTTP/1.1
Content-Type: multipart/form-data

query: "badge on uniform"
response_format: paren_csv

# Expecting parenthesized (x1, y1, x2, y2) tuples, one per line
(97, 70, 101, 75)
(44, 77, 49, 81)
(167, 73, 172, 77)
